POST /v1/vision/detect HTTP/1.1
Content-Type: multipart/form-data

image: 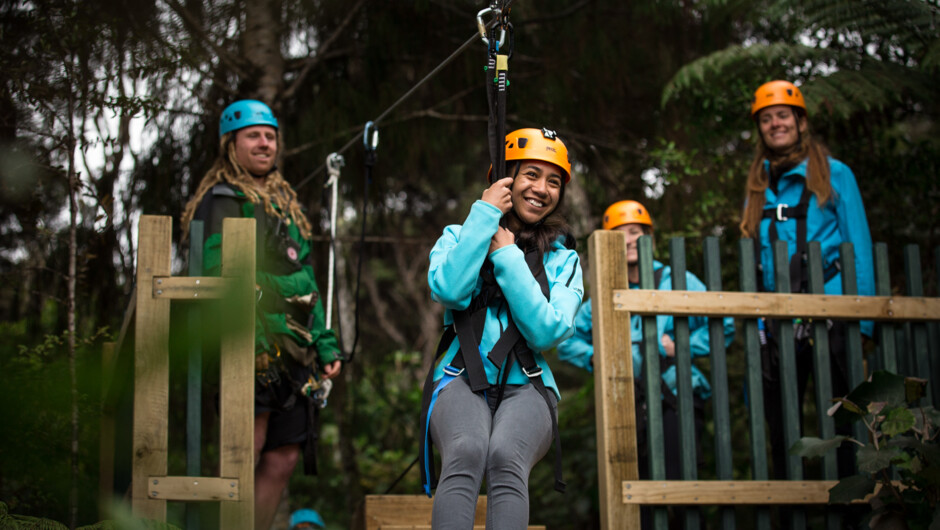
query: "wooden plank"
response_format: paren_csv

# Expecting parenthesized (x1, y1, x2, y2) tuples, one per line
(622, 480, 899, 505)
(588, 230, 641, 530)
(874, 243, 897, 372)
(807, 243, 838, 480)
(132, 215, 172, 521)
(218, 218, 256, 528)
(99, 342, 116, 519)
(147, 476, 239, 501)
(904, 246, 931, 396)
(380, 527, 545, 530)
(152, 276, 234, 300)
(623, 481, 838, 505)
(380, 527, 544, 530)
(773, 241, 805, 530)
(840, 243, 868, 453)
(361, 495, 486, 530)
(703, 236, 734, 530)
(738, 240, 771, 530)
(611, 290, 940, 321)
(185, 220, 204, 530)
(637, 236, 666, 530)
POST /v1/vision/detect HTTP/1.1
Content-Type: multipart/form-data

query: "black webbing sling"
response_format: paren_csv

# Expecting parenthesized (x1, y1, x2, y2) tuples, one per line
(419, 248, 566, 495)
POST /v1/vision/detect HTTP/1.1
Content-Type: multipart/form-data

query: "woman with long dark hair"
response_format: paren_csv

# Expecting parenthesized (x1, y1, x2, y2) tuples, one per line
(743, 81, 874, 480)
(420, 128, 583, 529)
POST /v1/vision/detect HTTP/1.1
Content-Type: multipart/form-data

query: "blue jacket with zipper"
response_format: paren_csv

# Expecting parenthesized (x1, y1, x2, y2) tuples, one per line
(428, 200, 584, 400)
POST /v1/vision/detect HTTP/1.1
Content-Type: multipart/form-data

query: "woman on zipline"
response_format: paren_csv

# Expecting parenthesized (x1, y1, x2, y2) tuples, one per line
(742, 80, 874, 480)
(421, 128, 583, 529)
(181, 100, 342, 530)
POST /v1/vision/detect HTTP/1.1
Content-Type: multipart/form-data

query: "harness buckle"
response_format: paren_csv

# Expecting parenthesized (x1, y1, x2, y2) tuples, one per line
(522, 365, 543, 378)
(443, 365, 465, 377)
(775, 203, 789, 222)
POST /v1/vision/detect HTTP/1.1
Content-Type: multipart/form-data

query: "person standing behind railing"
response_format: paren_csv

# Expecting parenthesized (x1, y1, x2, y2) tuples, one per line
(180, 100, 343, 530)
(742, 80, 875, 481)
(558, 200, 734, 528)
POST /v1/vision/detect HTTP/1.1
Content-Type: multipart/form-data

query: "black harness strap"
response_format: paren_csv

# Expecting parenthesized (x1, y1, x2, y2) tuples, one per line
(758, 185, 840, 293)
(419, 246, 566, 495)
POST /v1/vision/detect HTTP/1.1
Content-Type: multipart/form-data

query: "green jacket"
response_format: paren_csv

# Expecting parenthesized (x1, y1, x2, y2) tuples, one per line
(193, 183, 341, 367)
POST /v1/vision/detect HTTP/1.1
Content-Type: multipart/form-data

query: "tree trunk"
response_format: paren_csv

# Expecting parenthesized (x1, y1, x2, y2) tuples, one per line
(66, 72, 79, 530)
(242, 0, 285, 106)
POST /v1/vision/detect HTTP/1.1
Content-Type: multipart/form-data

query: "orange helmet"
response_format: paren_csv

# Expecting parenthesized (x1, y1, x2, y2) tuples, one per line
(750, 80, 806, 117)
(488, 128, 572, 183)
(603, 200, 653, 231)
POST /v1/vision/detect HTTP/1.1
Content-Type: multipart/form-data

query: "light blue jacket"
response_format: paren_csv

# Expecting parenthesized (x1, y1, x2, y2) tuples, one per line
(557, 260, 735, 401)
(757, 157, 875, 336)
(428, 200, 585, 400)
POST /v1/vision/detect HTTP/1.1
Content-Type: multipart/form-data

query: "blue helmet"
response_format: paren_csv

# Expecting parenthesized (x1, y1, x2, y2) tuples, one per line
(219, 99, 278, 137)
(289, 508, 325, 529)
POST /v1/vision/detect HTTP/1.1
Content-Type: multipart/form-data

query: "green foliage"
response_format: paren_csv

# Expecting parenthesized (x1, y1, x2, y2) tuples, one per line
(794, 371, 940, 527)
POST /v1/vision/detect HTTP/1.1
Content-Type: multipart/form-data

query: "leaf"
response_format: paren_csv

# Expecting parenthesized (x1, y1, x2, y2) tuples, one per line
(905, 377, 928, 404)
(867, 401, 887, 415)
(882, 408, 916, 437)
(858, 445, 901, 474)
(791, 436, 849, 458)
(828, 474, 877, 504)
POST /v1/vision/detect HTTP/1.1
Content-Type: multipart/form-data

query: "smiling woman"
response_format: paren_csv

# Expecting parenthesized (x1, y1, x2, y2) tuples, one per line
(420, 128, 583, 529)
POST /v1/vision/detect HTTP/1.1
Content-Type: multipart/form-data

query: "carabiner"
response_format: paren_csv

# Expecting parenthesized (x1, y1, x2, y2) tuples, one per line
(363, 121, 379, 152)
(476, 6, 505, 50)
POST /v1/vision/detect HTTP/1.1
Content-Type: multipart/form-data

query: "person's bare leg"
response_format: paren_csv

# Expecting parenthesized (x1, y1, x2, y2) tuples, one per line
(254, 443, 301, 530)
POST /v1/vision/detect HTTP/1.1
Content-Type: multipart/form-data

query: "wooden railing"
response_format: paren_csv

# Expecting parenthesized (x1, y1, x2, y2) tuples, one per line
(100, 215, 256, 528)
(588, 230, 940, 529)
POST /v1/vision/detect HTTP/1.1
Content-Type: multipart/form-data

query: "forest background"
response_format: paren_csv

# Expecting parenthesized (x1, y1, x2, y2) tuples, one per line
(1, 0, 938, 528)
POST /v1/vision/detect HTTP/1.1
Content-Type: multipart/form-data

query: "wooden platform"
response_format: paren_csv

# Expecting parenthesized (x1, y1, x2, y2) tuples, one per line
(356, 495, 546, 530)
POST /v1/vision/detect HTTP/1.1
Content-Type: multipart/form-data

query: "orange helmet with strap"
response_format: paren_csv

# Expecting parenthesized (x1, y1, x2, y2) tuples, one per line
(603, 200, 653, 231)
(488, 127, 572, 183)
(751, 80, 806, 117)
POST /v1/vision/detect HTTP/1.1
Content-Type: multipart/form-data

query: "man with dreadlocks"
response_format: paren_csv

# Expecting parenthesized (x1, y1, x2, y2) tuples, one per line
(181, 99, 342, 530)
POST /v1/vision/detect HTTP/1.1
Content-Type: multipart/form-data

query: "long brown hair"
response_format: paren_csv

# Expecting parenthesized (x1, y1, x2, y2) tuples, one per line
(181, 131, 312, 241)
(740, 108, 833, 238)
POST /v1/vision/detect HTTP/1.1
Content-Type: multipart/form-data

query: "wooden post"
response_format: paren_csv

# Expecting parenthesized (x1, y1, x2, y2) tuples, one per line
(132, 215, 172, 521)
(219, 218, 256, 528)
(99, 341, 116, 520)
(186, 220, 204, 529)
(588, 230, 640, 529)
(874, 243, 898, 372)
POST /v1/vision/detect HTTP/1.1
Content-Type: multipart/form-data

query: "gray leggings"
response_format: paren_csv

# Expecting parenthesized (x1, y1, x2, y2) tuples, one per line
(429, 376, 556, 530)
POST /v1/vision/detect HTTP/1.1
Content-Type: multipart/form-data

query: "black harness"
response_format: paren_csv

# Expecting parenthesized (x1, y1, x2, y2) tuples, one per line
(757, 184, 841, 294)
(419, 248, 567, 497)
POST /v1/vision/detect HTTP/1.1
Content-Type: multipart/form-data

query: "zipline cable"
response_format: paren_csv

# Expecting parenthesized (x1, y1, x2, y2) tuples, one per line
(295, 1, 513, 191)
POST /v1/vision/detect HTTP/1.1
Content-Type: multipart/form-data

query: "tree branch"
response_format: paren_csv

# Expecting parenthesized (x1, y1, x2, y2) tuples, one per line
(162, 0, 251, 80)
(282, 0, 368, 100)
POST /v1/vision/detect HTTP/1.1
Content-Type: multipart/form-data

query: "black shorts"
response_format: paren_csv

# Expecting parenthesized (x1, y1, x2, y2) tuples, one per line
(255, 357, 315, 453)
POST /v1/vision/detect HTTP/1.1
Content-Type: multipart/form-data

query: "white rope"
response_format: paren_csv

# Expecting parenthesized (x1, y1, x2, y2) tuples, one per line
(324, 152, 345, 329)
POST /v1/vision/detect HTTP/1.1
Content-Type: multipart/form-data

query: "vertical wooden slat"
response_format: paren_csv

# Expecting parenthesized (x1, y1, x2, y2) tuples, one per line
(839, 243, 867, 447)
(703, 236, 734, 530)
(807, 244, 841, 530)
(638, 236, 667, 530)
(738, 240, 771, 530)
(99, 342, 116, 520)
(874, 243, 897, 373)
(219, 218, 256, 528)
(807, 243, 837, 478)
(773, 240, 805, 529)
(186, 220, 204, 530)
(903, 246, 930, 395)
(132, 215, 172, 521)
(932, 247, 940, 407)
(588, 230, 640, 529)
(669, 239, 701, 530)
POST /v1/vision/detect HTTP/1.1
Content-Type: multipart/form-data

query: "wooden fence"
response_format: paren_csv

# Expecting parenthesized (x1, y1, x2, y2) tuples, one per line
(588, 230, 940, 529)
(100, 215, 256, 528)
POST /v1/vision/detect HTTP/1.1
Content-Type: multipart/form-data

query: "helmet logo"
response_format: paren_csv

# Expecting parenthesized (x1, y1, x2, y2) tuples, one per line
(545, 146, 556, 153)
(541, 128, 557, 140)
